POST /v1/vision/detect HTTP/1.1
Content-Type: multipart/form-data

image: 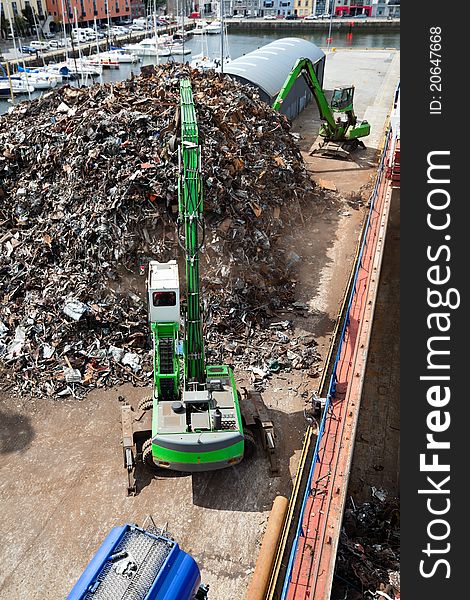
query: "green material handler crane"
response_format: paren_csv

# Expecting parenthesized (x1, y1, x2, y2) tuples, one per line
(273, 57, 371, 158)
(121, 78, 278, 495)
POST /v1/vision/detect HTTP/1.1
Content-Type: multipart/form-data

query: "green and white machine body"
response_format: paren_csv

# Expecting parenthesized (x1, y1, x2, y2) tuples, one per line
(121, 78, 279, 495)
(272, 57, 371, 152)
(148, 79, 244, 472)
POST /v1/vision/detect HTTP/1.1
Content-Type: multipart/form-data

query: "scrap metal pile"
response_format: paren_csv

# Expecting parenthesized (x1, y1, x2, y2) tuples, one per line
(334, 493, 400, 600)
(0, 64, 318, 397)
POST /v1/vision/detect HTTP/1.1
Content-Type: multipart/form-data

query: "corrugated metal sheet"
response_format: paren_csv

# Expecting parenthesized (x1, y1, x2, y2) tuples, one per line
(225, 38, 325, 99)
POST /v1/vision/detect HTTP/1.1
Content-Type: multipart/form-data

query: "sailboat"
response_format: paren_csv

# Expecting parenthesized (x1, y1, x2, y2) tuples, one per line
(189, 25, 216, 70)
(0, 79, 34, 97)
(190, 1, 231, 71)
(192, 21, 209, 35)
(17, 69, 58, 89)
(205, 20, 222, 34)
(0, 68, 34, 97)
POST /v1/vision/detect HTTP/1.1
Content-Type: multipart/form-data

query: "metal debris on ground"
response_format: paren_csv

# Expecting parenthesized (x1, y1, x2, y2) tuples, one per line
(0, 64, 319, 398)
(334, 494, 400, 600)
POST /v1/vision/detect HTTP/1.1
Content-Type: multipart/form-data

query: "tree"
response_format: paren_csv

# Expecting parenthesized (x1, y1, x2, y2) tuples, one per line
(15, 14, 30, 38)
(22, 6, 37, 35)
(1, 18, 8, 41)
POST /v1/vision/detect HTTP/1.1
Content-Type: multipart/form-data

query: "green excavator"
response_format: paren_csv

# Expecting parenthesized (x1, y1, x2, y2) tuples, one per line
(273, 57, 371, 158)
(121, 78, 278, 495)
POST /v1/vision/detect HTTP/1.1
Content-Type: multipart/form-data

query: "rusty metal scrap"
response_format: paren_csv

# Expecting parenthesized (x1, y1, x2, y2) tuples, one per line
(335, 494, 400, 599)
(0, 64, 318, 398)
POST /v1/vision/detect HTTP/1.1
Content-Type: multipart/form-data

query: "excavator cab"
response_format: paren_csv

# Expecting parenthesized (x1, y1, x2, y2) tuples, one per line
(330, 86, 355, 112)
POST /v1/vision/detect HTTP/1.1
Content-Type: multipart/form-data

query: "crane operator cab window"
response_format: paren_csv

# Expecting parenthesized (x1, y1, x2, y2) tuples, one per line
(331, 87, 354, 111)
(153, 291, 177, 307)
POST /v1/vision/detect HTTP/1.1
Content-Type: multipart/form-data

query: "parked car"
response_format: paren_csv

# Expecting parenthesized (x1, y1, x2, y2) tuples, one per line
(285, 14, 298, 20)
(71, 31, 88, 43)
(20, 45, 37, 54)
(304, 14, 318, 20)
(30, 40, 51, 51)
(48, 39, 67, 49)
(264, 14, 276, 20)
(111, 26, 129, 35)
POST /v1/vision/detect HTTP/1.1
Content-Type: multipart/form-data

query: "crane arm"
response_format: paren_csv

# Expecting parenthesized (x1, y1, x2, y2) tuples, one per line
(272, 58, 338, 132)
(179, 78, 205, 385)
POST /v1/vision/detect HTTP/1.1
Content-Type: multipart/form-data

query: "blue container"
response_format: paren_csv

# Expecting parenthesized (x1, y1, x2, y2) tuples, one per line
(67, 525, 202, 600)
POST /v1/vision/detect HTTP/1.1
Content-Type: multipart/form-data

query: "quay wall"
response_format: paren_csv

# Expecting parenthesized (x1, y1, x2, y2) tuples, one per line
(226, 18, 400, 33)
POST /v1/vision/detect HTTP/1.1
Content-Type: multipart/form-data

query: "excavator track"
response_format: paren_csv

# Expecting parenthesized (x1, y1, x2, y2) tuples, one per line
(142, 438, 154, 467)
(138, 396, 153, 412)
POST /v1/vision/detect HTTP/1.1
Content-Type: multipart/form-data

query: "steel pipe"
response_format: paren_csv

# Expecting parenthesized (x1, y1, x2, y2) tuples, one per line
(245, 495, 289, 600)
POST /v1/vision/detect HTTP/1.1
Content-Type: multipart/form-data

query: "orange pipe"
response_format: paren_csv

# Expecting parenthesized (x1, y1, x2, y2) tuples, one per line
(245, 495, 289, 600)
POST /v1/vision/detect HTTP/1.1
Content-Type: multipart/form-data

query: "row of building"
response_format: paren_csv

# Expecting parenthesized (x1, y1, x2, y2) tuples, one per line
(0, 0, 145, 30)
(0, 0, 399, 32)
(195, 0, 400, 19)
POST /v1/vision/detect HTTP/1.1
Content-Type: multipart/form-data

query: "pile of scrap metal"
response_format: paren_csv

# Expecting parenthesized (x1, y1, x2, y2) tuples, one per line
(0, 64, 319, 398)
(334, 491, 400, 600)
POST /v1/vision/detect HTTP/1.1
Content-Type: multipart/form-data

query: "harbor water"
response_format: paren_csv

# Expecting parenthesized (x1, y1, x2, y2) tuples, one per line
(0, 30, 400, 114)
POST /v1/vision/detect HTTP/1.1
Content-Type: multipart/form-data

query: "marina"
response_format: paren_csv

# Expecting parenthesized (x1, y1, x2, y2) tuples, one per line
(0, 29, 399, 113)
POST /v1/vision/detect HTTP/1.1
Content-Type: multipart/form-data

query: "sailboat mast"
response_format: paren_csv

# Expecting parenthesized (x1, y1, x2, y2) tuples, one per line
(152, 1, 160, 65)
(182, 0, 186, 58)
(60, 0, 69, 60)
(220, 0, 224, 73)
(73, 6, 85, 86)
(6, 3, 19, 58)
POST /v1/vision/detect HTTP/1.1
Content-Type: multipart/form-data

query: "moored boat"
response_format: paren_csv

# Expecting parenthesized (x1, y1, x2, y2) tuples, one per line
(0, 78, 34, 97)
(205, 20, 222, 34)
(123, 38, 161, 57)
(87, 54, 120, 68)
(107, 48, 140, 63)
(62, 59, 103, 77)
(192, 21, 209, 35)
(18, 71, 58, 90)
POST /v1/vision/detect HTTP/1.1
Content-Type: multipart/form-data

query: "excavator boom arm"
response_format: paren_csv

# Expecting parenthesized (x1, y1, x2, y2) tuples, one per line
(179, 78, 206, 385)
(272, 58, 338, 132)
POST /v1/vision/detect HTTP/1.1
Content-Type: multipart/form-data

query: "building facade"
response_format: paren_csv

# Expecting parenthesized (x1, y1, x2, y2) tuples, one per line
(129, 0, 144, 19)
(44, 0, 132, 25)
(333, 0, 372, 17)
(314, 0, 330, 15)
(231, 0, 261, 17)
(2, 0, 47, 23)
(1, 0, 50, 36)
(387, 0, 399, 17)
(294, 0, 315, 18)
(291, 0, 332, 17)
(371, 0, 399, 18)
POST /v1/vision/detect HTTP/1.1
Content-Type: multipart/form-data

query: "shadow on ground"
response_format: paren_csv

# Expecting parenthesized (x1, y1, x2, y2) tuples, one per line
(0, 409, 35, 454)
(133, 407, 307, 512)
